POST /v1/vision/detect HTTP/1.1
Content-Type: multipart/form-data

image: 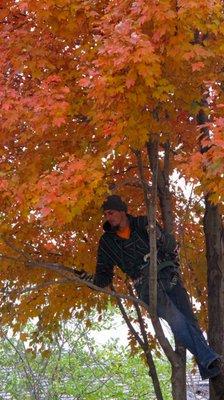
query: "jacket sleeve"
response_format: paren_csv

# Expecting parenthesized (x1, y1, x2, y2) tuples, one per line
(93, 236, 115, 288)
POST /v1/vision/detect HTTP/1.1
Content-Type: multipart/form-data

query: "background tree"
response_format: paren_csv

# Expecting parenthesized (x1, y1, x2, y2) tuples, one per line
(0, 312, 173, 400)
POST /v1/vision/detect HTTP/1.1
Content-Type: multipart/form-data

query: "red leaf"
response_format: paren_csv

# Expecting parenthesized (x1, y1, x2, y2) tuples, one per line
(192, 62, 205, 72)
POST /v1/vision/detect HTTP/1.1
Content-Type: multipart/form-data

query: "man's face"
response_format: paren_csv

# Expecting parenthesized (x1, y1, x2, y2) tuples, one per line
(104, 209, 123, 228)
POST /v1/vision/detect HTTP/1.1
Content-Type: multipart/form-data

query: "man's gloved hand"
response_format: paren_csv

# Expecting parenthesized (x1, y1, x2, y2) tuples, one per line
(77, 269, 94, 283)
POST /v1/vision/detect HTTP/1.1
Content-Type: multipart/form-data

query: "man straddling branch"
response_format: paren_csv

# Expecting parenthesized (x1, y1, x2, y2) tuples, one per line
(82, 194, 222, 381)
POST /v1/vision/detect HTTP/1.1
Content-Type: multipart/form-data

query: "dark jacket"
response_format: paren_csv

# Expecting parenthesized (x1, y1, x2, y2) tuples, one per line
(94, 214, 179, 288)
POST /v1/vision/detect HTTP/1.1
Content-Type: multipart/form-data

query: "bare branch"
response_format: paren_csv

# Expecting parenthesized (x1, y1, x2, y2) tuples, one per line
(126, 283, 164, 400)
(115, 289, 145, 349)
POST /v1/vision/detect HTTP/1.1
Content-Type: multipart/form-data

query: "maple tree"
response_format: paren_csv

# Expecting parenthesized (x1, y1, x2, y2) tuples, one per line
(0, 0, 224, 399)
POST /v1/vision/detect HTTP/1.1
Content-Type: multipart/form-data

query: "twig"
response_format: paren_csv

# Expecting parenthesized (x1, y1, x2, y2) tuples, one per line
(1, 279, 70, 298)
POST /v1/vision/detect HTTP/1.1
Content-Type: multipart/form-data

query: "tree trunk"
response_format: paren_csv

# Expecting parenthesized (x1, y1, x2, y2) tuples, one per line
(203, 197, 224, 400)
(147, 141, 187, 400)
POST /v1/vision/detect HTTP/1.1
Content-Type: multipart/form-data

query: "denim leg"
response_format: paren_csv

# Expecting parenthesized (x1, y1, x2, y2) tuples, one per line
(157, 282, 219, 369)
(167, 280, 198, 326)
(166, 281, 220, 379)
(137, 276, 219, 373)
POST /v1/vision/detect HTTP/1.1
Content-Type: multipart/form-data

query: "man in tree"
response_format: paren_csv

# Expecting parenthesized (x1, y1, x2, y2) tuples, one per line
(89, 194, 222, 380)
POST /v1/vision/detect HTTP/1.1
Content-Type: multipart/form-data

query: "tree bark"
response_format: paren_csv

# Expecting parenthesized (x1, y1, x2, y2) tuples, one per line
(203, 198, 224, 400)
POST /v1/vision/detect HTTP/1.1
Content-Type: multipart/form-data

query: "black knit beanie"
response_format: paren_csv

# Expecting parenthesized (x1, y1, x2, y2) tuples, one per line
(102, 195, 127, 212)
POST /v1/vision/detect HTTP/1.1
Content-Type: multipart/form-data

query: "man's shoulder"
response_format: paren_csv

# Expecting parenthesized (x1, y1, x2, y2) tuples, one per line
(100, 231, 110, 239)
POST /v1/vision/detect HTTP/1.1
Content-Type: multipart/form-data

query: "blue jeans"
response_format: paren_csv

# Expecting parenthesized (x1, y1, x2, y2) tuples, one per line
(135, 267, 219, 379)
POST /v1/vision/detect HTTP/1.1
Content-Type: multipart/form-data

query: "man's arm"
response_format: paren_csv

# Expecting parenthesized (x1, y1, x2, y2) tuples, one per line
(93, 236, 114, 288)
(75, 237, 114, 287)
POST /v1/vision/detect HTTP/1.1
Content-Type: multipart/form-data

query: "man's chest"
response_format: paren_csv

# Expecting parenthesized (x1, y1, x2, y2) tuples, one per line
(112, 231, 149, 262)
